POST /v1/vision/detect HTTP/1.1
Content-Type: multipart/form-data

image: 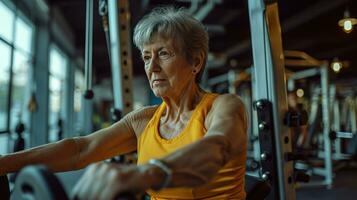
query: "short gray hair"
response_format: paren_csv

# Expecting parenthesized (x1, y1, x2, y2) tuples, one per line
(133, 6, 209, 83)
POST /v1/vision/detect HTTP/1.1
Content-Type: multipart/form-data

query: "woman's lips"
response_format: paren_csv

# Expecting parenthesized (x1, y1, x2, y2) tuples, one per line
(152, 79, 166, 86)
(153, 79, 165, 83)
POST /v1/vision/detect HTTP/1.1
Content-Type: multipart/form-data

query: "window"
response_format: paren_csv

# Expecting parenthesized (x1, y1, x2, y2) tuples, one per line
(0, 41, 11, 131)
(48, 46, 68, 142)
(73, 69, 84, 132)
(14, 17, 33, 53)
(0, 0, 34, 154)
(0, 1, 15, 43)
(10, 49, 32, 131)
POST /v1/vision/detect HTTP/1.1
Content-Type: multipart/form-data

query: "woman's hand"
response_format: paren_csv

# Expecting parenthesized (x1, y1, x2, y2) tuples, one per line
(71, 162, 154, 200)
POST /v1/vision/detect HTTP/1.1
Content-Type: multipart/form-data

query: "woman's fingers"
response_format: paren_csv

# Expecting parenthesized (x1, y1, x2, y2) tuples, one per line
(71, 163, 104, 200)
(70, 162, 144, 200)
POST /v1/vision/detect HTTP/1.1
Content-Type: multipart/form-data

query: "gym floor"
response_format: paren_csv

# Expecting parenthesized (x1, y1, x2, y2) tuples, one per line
(296, 167, 357, 199)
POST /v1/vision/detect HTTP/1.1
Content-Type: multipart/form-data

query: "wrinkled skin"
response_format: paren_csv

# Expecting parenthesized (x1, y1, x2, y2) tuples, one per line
(71, 162, 150, 200)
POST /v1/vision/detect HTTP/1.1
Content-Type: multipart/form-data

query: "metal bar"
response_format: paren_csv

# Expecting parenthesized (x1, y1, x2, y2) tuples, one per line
(335, 131, 354, 138)
(251, 67, 261, 161)
(108, 0, 133, 116)
(288, 68, 320, 80)
(228, 70, 236, 94)
(320, 65, 333, 187)
(351, 98, 357, 133)
(332, 153, 352, 160)
(84, 0, 93, 94)
(249, 1, 295, 199)
(284, 60, 322, 67)
(266, 3, 295, 199)
(331, 85, 342, 155)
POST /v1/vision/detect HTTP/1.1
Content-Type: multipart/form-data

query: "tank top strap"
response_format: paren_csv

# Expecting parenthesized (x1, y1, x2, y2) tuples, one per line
(191, 92, 219, 120)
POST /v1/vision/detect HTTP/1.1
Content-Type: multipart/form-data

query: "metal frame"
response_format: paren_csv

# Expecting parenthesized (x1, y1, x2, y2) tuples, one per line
(288, 63, 333, 187)
(248, 1, 295, 199)
(108, 0, 133, 117)
(320, 65, 332, 187)
(284, 50, 323, 67)
(84, 0, 94, 96)
(331, 86, 356, 160)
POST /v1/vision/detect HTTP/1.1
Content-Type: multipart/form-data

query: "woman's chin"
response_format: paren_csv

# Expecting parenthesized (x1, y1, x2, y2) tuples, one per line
(152, 88, 169, 98)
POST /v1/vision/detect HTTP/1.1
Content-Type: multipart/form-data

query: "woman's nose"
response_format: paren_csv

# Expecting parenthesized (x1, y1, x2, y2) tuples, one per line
(147, 56, 161, 72)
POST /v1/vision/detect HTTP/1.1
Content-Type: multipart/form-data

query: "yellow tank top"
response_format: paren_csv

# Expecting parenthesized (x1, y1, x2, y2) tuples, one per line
(137, 93, 246, 200)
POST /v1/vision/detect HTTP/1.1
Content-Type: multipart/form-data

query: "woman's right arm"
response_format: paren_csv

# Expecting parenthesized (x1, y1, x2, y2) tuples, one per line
(0, 106, 156, 175)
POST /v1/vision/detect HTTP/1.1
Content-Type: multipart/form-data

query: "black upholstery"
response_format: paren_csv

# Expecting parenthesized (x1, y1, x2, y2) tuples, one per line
(245, 174, 271, 200)
(0, 174, 10, 200)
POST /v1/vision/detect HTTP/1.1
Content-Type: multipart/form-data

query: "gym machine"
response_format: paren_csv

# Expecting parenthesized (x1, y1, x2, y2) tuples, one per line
(289, 64, 357, 187)
(0, 173, 10, 200)
(0, 163, 272, 200)
(248, 0, 303, 199)
(1, 0, 311, 199)
(207, 1, 310, 198)
(287, 60, 333, 187)
(6, 165, 136, 200)
(83, 0, 133, 121)
(329, 85, 357, 166)
(107, 0, 135, 163)
(83, 0, 134, 163)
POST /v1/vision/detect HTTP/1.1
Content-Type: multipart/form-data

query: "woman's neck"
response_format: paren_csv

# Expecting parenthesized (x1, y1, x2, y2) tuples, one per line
(161, 82, 205, 123)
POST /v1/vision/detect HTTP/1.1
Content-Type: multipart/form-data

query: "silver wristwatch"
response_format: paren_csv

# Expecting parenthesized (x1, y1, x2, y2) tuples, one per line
(148, 159, 172, 191)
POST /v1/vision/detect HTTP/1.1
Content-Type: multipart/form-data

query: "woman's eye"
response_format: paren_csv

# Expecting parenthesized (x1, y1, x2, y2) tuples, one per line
(159, 51, 168, 55)
(158, 51, 170, 59)
(142, 56, 151, 62)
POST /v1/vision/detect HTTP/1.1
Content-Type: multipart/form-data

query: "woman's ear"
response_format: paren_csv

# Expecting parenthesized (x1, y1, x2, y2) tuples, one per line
(192, 51, 205, 73)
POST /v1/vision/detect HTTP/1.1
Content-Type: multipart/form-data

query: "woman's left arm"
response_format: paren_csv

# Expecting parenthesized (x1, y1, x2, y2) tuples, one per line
(161, 94, 247, 187)
(71, 94, 247, 199)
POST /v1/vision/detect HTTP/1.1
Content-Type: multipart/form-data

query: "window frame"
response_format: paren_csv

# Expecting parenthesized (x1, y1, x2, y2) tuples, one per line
(0, 0, 35, 134)
(48, 44, 69, 142)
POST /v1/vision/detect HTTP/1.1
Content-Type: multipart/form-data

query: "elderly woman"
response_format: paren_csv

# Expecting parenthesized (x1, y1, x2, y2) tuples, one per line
(0, 7, 247, 200)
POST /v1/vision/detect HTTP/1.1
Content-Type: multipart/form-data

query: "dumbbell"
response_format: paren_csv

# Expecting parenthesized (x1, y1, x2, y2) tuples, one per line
(11, 165, 136, 200)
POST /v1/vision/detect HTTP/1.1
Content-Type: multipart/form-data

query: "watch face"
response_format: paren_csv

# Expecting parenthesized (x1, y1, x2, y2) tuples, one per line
(148, 159, 172, 190)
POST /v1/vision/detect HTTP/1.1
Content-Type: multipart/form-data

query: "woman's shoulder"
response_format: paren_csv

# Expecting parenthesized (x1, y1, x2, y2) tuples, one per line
(126, 105, 160, 121)
(212, 93, 244, 109)
(122, 105, 160, 137)
(205, 93, 245, 127)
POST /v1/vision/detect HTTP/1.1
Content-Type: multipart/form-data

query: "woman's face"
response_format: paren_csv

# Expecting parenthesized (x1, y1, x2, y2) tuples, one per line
(141, 36, 195, 97)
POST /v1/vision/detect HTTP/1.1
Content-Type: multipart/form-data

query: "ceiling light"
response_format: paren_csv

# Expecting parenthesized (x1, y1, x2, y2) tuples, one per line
(331, 58, 343, 73)
(296, 89, 304, 98)
(332, 62, 342, 72)
(338, 9, 357, 33)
